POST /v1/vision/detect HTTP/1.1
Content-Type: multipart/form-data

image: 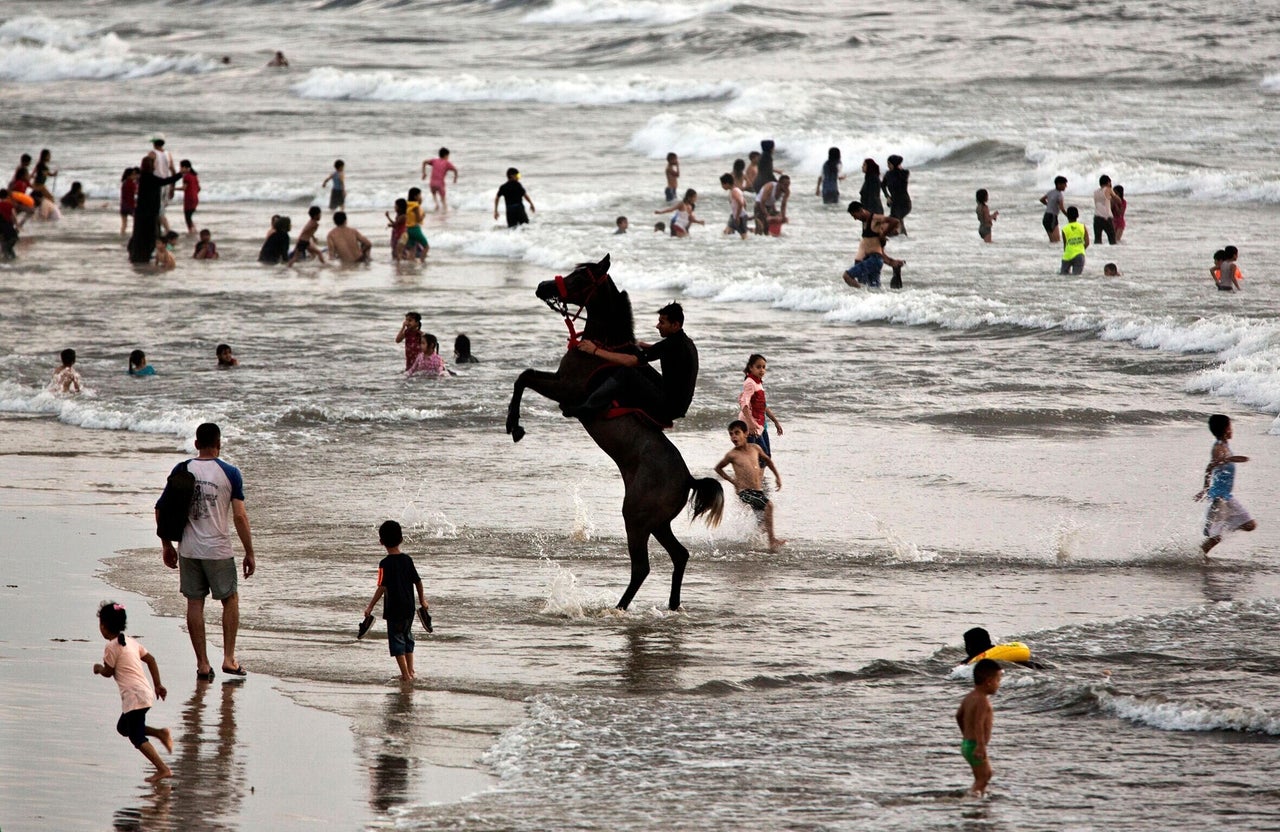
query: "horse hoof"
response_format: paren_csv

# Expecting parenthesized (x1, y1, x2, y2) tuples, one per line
(511, 426, 526, 443)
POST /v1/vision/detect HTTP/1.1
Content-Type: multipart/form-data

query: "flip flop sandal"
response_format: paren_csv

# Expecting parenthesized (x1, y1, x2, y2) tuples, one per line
(357, 614, 375, 639)
(418, 606, 433, 634)
(221, 663, 247, 677)
(196, 669, 215, 682)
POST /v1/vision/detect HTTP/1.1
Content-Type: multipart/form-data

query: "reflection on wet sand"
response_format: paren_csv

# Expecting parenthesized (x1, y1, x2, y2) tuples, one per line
(113, 680, 247, 831)
(370, 687, 416, 815)
(619, 625, 688, 692)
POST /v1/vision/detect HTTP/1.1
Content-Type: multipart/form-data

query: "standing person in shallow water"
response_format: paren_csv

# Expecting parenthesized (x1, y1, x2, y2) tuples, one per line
(859, 158, 883, 216)
(1040, 175, 1068, 242)
(956, 659, 1001, 797)
(1196, 414, 1258, 555)
(494, 168, 534, 227)
(816, 147, 844, 204)
(156, 422, 256, 681)
(128, 154, 181, 265)
(1059, 206, 1088, 275)
(882, 154, 911, 234)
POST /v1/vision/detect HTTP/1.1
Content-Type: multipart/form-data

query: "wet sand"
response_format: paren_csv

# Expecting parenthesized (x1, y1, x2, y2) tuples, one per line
(0, 417, 498, 830)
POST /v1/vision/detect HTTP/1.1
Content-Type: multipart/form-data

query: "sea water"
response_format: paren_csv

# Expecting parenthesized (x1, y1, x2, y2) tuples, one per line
(3, 0, 1280, 828)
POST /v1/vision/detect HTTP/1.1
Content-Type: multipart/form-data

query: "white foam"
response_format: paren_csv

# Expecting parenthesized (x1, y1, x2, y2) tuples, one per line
(1100, 691, 1280, 734)
(1261, 73, 1280, 92)
(0, 19, 216, 83)
(0, 381, 206, 439)
(1024, 143, 1280, 204)
(537, 558, 619, 618)
(292, 68, 738, 106)
(521, 0, 735, 26)
(628, 112, 978, 173)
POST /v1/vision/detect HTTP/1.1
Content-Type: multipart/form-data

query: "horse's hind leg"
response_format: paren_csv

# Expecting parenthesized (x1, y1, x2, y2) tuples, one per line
(652, 523, 689, 611)
(617, 520, 652, 611)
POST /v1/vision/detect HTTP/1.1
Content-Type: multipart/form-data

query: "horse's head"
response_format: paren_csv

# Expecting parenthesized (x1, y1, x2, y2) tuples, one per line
(535, 253, 612, 308)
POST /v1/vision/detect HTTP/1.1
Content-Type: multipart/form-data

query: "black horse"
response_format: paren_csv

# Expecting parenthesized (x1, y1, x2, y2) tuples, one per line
(507, 255, 723, 611)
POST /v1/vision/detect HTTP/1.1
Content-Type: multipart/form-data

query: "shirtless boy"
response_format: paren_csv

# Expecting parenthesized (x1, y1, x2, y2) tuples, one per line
(715, 420, 785, 551)
(843, 201, 904, 289)
(956, 658, 1001, 797)
(664, 152, 680, 202)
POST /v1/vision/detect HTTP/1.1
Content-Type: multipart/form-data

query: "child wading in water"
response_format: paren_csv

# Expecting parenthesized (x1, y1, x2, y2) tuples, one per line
(956, 658, 1001, 797)
(975, 189, 998, 243)
(362, 521, 431, 681)
(396, 311, 424, 370)
(407, 332, 448, 377)
(738, 353, 783, 461)
(1196, 414, 1258, 555)
(93, 602, 173, 783)
(715, 420, 785, 551)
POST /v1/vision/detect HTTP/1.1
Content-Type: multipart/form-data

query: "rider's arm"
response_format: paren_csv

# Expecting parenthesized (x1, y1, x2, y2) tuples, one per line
(578, 341, 640, 367)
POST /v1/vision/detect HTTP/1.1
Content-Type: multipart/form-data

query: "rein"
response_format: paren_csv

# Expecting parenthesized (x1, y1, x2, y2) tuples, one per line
(542, 268, 611, 350)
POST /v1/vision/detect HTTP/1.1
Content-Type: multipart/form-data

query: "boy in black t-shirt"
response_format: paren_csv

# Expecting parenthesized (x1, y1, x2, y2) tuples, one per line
(362, 521, 429, 681)
(493, 167, 535, 227)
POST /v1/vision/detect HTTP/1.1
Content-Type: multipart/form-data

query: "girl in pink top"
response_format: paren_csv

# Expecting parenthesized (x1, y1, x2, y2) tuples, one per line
(737, 353, 783, 460)
(92, 602, 173, 782)
(420, 147, 459, 211)
(407, 332, 448, 377)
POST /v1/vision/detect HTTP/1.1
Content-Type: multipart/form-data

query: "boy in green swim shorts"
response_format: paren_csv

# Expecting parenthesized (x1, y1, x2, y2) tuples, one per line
(955, 658, 1001, 797)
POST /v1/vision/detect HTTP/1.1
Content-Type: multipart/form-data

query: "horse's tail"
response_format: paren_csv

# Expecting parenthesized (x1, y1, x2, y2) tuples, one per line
(687, 476, 724, 528)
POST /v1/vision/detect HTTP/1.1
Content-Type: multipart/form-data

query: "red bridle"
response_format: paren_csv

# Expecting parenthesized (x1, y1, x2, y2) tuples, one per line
(545, 268, 610, 349)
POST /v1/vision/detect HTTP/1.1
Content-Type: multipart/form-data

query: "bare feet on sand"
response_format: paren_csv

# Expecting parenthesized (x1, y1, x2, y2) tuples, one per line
(147, 767, 174, 784)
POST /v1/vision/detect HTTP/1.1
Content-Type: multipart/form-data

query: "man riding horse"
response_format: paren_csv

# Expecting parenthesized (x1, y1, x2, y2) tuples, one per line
(564, 301, 697, 425)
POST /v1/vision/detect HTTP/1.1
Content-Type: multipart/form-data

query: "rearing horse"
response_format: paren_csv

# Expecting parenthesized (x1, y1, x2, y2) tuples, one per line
(506, 254, 723, 611)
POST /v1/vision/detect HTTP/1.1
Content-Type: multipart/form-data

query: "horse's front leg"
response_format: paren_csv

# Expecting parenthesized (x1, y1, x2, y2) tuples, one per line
(507, 368, 581, 443)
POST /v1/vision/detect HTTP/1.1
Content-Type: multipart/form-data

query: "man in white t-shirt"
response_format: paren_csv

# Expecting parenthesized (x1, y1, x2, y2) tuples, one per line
(149, 134, 176, 233)
(156, 422, 256, 681)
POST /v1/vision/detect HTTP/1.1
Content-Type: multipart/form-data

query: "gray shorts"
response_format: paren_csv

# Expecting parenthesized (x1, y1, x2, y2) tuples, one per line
(180, 556, 238, 601)
(1060, 254, 1084, 275)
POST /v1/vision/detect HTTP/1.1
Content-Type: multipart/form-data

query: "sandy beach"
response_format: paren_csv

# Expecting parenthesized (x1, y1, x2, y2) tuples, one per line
(0, 416, 501, 831)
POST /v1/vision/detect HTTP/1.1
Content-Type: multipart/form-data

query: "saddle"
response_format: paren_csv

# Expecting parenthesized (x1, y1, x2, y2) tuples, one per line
(603, 405, 672, 430)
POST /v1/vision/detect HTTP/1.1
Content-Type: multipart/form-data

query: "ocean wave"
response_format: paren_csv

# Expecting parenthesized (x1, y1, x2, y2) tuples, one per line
(1025, 144, 1280, 204)
(1098, 691, 1280, 734)
(521, 0, 736, 25)
(628, 112, 976, 173)
(0, 16, 216, 82)
(292, 67, 739, 106)
(0, 381, 206, 439)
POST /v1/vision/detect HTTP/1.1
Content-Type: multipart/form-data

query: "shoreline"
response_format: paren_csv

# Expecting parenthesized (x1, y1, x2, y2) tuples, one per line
(0, 416, 501, 831)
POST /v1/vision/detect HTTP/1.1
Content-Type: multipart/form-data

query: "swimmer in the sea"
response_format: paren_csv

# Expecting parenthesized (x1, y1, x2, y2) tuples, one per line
(714, 420, 785, 551)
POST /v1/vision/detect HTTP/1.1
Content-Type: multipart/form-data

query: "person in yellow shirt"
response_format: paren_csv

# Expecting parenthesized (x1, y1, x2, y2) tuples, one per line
(404, 187, 428, 261)
(1059, 206, 1089, 275)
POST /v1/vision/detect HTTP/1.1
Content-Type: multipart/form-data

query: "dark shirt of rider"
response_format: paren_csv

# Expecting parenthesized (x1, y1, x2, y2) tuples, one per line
(641, 328, 698, 419)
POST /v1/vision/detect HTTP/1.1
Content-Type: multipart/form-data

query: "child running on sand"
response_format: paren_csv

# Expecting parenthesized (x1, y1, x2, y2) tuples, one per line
(1196, 414, 1257, 555)
(738, 353, 783, 462)
(362, 521, 431, 681)
(421, 148, 458, 212)
(956, 658, 1001, 797)
(396, 311, 424, 370)
(407, 332, 448, 377)
(93, 602, 173, 783)
(715, 420, 785, 551)
(976, 189, 998, 243)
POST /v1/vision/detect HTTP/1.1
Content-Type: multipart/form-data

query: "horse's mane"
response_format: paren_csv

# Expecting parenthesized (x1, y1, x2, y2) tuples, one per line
(580, 273, 636, 349)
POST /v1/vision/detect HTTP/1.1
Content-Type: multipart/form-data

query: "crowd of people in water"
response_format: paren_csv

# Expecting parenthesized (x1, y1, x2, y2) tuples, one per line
(0, 134, 1249, 293)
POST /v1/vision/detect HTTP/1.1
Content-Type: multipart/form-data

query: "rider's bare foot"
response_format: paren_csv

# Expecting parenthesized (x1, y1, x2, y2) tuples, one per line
(158, 727, 173, 753)
(147, 767, 173, 784)
(769, 538, 787, 552)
